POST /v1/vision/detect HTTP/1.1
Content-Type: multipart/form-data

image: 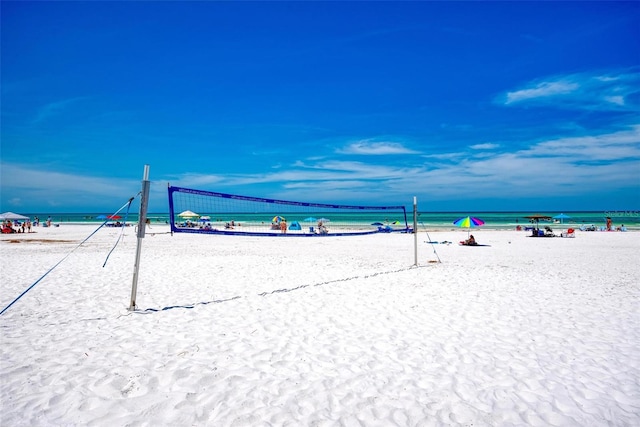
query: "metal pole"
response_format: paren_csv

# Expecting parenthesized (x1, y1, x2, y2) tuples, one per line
(413, 196, 418, 266)
(129, 165, 150, 311)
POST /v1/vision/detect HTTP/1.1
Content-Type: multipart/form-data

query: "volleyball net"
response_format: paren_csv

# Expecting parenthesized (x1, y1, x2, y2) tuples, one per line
(168, 185, 410, 236)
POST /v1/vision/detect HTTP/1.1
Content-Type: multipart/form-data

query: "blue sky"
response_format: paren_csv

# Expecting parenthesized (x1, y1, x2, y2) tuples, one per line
(1, 1, 639, 213)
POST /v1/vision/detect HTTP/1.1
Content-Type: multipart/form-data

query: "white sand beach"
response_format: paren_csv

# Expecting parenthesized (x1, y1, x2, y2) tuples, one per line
(1, 225, 639, 426)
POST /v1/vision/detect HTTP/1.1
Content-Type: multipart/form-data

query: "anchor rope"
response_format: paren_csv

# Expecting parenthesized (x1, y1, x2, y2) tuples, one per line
(0, 195, 139, 316)
(420, 221, 442, 263)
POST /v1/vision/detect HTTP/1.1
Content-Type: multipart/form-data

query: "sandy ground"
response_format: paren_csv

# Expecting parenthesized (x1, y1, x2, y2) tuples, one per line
(1, 225, 639, 426)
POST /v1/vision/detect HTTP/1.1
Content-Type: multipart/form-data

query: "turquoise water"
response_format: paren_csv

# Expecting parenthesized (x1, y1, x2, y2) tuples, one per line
(22, 211, 640, 230)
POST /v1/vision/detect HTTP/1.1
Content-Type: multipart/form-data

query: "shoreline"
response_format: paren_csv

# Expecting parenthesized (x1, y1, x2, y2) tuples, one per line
(3, 222, 638, 235)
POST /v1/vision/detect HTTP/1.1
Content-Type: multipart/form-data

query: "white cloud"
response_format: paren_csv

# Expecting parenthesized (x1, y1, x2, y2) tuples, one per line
(170, 173, 226, 188)
(500, 69, 640, 111)
(337, 140, 419, 155)
(31, 97, 86, 124)
(505, 81, 578, 104)
(470, 143, 499, 150)
(604, 95, 624, 106)
(157, 124, 639, 206)
(3, 124, 639, 211)
(1, 163, 133, 194)
(526, 124, 640, 160)
(0, 162, 142, 211)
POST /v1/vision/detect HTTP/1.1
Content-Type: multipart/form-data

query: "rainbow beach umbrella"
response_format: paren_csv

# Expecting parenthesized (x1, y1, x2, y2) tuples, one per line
(453, 216, 485, 236)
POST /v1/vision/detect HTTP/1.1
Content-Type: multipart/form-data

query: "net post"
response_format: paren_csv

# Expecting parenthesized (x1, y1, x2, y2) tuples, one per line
(167, 182, 174, 236)
(129, 165, 150, 311)
(413, 196, 418, 266)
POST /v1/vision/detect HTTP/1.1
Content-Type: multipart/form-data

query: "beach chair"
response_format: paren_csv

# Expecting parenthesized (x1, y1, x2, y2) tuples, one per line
(561, 228, 575, 238)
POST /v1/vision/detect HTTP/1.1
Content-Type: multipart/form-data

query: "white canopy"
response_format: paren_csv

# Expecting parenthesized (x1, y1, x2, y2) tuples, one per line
(178, 210, 199, 218)
(0, 212, 29, 220)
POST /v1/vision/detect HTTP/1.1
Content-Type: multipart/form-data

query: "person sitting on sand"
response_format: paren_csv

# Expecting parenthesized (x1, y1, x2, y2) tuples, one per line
(317, 220, 328, 234)
(462, 235, 477, 246)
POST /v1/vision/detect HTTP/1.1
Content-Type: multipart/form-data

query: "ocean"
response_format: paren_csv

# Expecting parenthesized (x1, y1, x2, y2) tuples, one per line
(21, 211, 640, 231)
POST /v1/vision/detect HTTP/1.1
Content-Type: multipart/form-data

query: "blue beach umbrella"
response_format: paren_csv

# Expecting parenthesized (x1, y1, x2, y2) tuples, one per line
(553, 213, 571, 224)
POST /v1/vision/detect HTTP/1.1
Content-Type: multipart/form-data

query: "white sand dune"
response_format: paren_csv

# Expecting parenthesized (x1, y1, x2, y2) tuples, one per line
(1, 225, 639, 426)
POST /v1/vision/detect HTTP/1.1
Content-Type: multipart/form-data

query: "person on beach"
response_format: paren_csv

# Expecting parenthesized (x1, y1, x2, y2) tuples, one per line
(317, 220, 328, 234)
(280, 220, 287, 234)
(462, 235, 477, 245)
(2, 220, 14, 234)
(606, 217, 612, 231)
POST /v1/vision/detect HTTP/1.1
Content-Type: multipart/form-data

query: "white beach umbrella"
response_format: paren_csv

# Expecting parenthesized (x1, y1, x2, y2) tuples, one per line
(178, 210, 199, 218)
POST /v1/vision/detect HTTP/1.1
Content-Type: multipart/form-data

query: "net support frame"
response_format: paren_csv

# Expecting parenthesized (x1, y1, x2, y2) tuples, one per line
(413, 196, 418, 266)
(167, 185, 409, 237)
(129, 165, 150, 311)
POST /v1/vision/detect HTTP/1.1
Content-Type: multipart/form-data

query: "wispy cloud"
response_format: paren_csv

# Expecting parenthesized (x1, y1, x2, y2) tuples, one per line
(470, 143, 499, 150)
(525, 124, 640, 160)
(3, 124, 638, 211)
(31, 97, 86, 124)
(505, 80, 579, 104)
(336, 140, 419, 155)
(271, 126, 639, 202)
(166, 124, 639, 204)
(0, 162, 142, 211)
(500, 69, 640, 111)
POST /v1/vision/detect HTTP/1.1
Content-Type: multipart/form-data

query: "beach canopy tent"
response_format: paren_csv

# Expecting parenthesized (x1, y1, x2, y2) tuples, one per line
(289, 221, 301, 230)
(0, 212, 29, 220)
